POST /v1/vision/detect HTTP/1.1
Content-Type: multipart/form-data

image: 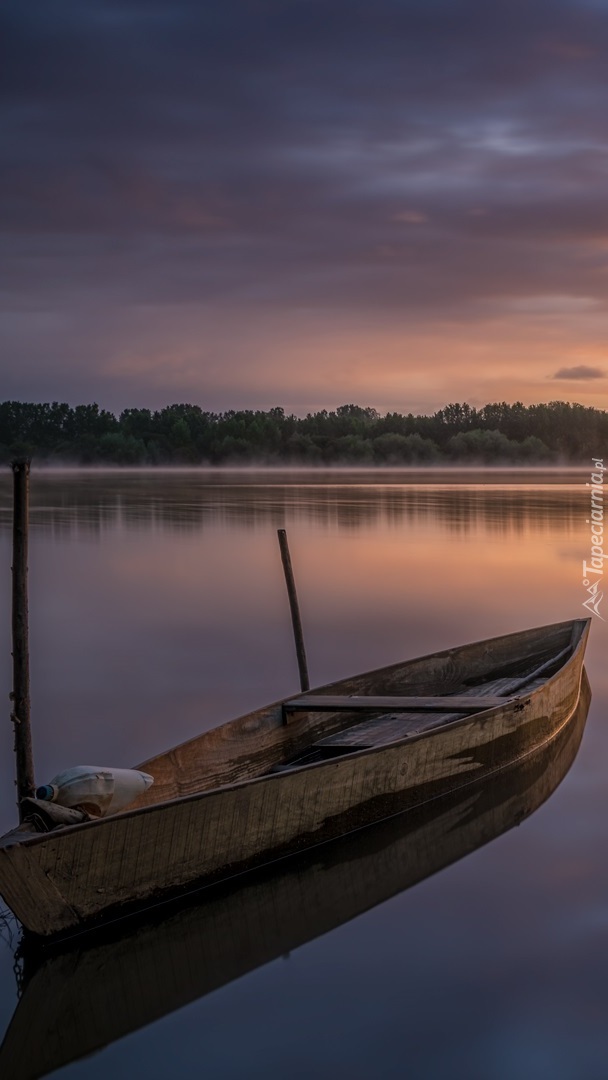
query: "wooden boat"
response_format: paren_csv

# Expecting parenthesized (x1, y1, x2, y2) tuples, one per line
(0, 617, 590, 938)
(0, 670, 592, 1080)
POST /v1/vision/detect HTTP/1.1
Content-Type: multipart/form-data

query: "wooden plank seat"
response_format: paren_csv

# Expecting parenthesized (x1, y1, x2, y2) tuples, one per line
(283, 694, 512, 714)
(279, 675, 547, 755)
(285, 690, 512, 752)
(310, 676, 547, 751)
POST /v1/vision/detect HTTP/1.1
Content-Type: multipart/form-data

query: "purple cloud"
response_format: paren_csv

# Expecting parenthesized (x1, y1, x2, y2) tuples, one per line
(2, 0, 608, 408)
(552, 366, 605, 380)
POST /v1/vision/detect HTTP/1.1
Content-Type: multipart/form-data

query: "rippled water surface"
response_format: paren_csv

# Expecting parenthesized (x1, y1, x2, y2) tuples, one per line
(0, 469, 606, 1080)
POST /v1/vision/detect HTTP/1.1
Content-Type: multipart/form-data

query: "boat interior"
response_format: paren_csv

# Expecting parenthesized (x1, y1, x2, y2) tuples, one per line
(0, 620, 587, 851)
(267, 620, 585, 772)
(128, 618, 587, 807)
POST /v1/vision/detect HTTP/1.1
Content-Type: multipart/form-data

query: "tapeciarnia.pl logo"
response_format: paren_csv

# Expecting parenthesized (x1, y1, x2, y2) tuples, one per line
(582, 458, 605, 620)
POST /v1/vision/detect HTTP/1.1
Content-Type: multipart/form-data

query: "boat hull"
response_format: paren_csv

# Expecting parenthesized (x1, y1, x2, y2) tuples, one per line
(1, 670, 591, 1080)
(0, 618, 591, 937)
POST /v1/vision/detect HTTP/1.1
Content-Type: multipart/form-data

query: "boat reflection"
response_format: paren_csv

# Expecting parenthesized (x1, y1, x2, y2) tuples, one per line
(0, 671, 591, 1080)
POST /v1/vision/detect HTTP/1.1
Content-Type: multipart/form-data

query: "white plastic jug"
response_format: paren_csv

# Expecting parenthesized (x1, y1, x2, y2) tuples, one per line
(36, 766, 154, 817)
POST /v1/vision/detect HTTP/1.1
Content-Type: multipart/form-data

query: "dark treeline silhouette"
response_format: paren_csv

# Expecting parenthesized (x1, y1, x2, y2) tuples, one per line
(0, 399, 603, 465)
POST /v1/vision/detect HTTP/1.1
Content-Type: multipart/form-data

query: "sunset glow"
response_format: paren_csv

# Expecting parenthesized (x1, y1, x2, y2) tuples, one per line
(3, 2, 608, 413)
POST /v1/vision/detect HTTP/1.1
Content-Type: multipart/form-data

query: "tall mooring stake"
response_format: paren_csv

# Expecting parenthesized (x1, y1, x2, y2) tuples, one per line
(277, 529, 310, 693)
(11, 459, 35, 818)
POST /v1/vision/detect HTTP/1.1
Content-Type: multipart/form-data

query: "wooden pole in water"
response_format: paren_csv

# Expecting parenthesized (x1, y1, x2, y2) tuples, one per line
(277, 528, 310, 692)
(10, 459, 35, 818)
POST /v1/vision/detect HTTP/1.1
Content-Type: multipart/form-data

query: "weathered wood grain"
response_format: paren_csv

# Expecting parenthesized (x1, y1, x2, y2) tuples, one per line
(131, 619, 577, 807)
(0, 617, 590, 937)
(10, 459, 36, 815)
(277, 528, 309, 692)
(0, 670, 590, 1080)
(315, 713, 452, 748)
(284, 694, 512, 712)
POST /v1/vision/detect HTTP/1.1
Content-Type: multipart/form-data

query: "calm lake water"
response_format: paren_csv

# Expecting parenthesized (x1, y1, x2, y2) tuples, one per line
(0, 468, 606, 1080)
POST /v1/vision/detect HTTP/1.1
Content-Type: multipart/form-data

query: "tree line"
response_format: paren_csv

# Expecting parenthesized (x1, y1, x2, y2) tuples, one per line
(0, 399, 604, 465)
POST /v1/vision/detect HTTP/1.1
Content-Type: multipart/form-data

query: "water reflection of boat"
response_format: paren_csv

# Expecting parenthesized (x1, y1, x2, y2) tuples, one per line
(0, 671, 591, 1080)
(0, 619, 590, 937)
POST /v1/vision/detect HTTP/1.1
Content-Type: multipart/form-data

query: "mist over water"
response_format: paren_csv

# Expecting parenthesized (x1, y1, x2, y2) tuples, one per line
(0, 469, 606, 1080)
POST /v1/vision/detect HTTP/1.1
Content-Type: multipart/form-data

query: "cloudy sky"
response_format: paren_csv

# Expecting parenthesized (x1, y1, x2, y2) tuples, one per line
(2, 0, 608, 414)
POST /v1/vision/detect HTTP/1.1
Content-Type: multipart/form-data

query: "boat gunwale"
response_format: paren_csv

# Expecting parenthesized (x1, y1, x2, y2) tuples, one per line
(15, 658, 593, 947)
(9, 667, 590, 953)
(3, 616, 590, 852)
(292, 616, 587, 698)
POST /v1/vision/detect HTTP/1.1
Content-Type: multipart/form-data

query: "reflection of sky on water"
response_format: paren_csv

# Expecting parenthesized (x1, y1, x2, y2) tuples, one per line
(0, 470, 606, 1080)
(0, 469, 587, 537)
